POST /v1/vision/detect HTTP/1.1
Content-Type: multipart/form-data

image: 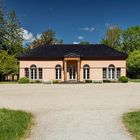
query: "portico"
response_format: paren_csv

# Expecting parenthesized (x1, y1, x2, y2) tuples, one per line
(64, 53, 81, 82)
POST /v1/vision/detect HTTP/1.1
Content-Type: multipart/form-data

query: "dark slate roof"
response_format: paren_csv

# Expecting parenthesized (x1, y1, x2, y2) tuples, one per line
(19, 44, 127, 60)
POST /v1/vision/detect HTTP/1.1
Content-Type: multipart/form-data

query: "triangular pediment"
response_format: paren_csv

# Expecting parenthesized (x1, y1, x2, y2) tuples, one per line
(64, 53, 80, 58)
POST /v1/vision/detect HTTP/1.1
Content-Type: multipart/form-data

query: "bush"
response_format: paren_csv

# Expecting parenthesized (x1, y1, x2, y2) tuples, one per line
(53, 80, 60, 84)
(85, 80, 92, 83)
(18, 77, 29, 84)
(92, 80, 103, 84)
(103, 80, 111, 83)
(119, 76, 128, 83)
(35, 80, 42, 83)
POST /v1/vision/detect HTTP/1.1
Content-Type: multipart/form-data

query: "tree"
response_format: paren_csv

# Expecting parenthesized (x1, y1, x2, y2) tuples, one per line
(121, 26, 140, 53)
(0, 0, 7, 51)
(127, 49, 140, 78)
(101, 25, 122, 50)
(6, 10, 23, 56)
(0, 51, 18, 80)
(30, 29, 63, 49)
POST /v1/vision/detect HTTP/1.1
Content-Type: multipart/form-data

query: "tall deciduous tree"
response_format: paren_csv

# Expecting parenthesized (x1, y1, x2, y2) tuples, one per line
(101, 25, 122, 50)
(127, 49, 140, 78)
(30, 29, 63, 49)
(0, 0, 7, 51)
(121, 26, 140, 53)
(0, 51, 18, 80)
(6, 10, 23, 56)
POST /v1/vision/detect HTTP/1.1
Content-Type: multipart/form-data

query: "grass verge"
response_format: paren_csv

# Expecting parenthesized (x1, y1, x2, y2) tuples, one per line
(123, 111, 140, 140)
(0, 108, 33, 140)
(129, 79, 140, 83)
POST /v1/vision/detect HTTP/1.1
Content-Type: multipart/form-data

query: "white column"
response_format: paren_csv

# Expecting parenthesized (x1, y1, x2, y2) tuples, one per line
(64, 60, 67, 81)
(77, 60, 80, 81)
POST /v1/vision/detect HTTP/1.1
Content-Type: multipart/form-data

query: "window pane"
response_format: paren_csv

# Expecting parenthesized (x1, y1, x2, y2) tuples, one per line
(34, 69, 37, 79)
(39, 68, 42, 79)
(112, 69, 115, 79)
(103, 68, 107, 79)
(25, 68, 29, 78)
(31, 69, 34, 79)
(56, 68, 61, 79)
(117, 68, 121, 79)
(83, 68, 89, 79)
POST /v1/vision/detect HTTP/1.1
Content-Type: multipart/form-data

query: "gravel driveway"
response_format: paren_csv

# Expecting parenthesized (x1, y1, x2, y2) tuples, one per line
(0, 83, 140, 140)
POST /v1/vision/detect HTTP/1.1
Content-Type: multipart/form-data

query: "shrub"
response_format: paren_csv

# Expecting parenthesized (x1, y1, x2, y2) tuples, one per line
(119, 76, 128, 83)
(92, 80, 103, 84)
(18, 77, 29, 84)
(103, 80, 111, 83)
(85, 80, 92, 83)
(53, 80, 60, 84)
(35, 80, 42, 83)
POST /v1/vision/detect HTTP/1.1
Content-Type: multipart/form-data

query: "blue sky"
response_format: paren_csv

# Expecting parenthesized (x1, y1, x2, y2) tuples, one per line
(3, 0, 140, 44)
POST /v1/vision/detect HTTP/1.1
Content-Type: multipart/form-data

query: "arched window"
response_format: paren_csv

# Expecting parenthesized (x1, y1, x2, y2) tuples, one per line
(108, 64, 115, 79)
(55, 65, 61, 80)
(30, 64, 37, 80)
(83, 64, 90, 79)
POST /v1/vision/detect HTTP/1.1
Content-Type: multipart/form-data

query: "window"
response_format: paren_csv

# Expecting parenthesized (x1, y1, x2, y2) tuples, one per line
(55, 65, 61, 80)
(69, 65, 75, 80)
(103, 68, 107, 79)
(30, 64, 37, 80)
(25, 68, 29, 78)
(117, 68, 121, 79)
(83, 64, 90, 79)
(38, 68, 43, 79)
(108, 64, 115, 79)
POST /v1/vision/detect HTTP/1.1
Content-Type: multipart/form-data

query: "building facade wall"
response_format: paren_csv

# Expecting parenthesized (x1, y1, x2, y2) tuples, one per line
(20, 60, 126, 81)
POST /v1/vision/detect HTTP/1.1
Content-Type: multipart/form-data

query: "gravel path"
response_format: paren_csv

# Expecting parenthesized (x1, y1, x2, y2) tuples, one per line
(0, 83, 140, 140)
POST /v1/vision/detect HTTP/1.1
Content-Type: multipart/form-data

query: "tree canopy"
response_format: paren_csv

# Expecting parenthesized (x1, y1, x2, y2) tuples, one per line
(101, 25, 122, 50)
(127, 49, 140, 78)
(0, 51, 18, 77)
(121, 26, 140, 53)
(29, 29, 63, 49)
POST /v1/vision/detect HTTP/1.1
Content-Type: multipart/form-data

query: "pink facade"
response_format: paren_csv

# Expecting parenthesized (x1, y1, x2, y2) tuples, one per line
(20, 59, 126, 82)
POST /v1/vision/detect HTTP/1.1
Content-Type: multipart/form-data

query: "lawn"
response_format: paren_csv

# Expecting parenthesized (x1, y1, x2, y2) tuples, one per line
(129, 79, 140, 83)
(0, 108, 33, 140)
(123, 111, 140, 140)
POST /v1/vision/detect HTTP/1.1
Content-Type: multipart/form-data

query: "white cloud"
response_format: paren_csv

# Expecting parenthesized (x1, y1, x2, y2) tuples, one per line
(22, 28, 34, 41)
(79, 27, 95, 32)
(78, 36, 84, 40)
(89, 27, 95, 32)
(36, 33, 42, 39)
(73, 41, 80, 44)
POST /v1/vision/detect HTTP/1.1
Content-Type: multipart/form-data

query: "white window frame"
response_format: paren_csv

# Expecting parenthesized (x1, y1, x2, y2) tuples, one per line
(55, 65, 61, 80)
(108, 65, 115, 80)
(83, 65, 90, 80)
(30, 65, 37, 80)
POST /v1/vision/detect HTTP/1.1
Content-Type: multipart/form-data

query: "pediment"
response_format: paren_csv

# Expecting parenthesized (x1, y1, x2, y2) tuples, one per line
(64, 53, 80, 58)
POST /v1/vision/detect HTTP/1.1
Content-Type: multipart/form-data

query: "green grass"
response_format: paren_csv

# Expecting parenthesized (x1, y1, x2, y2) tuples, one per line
(129, 79, 140, 83)
(123, 111, 140, 140)
(0, 108, 33, 140)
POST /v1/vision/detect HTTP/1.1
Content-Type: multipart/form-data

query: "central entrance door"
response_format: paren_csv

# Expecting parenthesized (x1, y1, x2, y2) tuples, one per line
(69, 65, 75, 80)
